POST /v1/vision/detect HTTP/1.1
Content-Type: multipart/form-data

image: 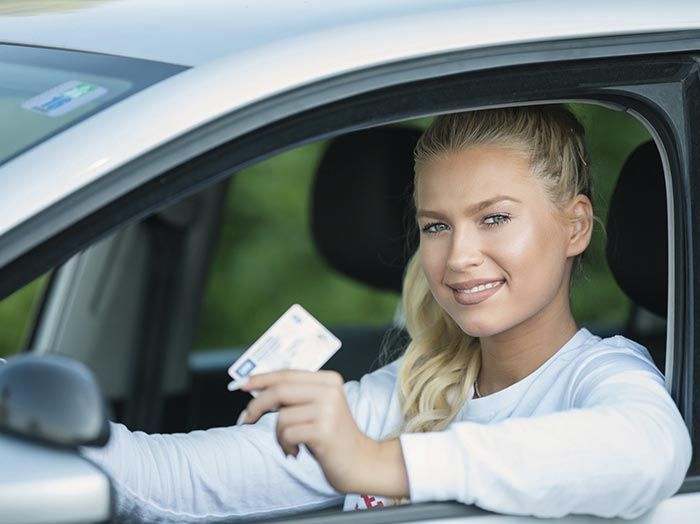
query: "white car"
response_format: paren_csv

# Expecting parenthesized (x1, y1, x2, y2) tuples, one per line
(0, 1, 698, 523)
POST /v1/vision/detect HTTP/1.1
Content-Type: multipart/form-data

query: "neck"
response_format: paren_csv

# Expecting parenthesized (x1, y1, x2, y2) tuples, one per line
(476, 288, 579, 397)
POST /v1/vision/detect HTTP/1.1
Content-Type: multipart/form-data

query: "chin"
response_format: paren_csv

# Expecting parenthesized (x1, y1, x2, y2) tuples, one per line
(451, 314, 506, 338)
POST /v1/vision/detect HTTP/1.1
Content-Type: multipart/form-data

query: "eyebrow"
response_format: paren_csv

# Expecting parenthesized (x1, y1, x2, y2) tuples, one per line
(416, 196, 522, 219)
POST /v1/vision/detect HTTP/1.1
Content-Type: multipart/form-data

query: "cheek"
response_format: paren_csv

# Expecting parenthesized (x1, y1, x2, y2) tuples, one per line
(419, 241, 446, 286)
(497, 219, 569, 280)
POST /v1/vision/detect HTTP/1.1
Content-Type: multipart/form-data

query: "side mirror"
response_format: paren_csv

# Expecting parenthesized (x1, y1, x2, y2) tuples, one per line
(0, 354, 109, 447)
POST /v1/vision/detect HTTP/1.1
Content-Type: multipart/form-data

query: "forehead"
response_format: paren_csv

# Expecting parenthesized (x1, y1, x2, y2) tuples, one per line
(414, 144, 542, 207)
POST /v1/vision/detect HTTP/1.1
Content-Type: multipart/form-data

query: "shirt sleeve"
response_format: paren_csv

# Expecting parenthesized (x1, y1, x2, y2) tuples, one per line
(80, 365, 397, 524)
(82, 415, 340, 522)
(399, 360, 692, 518)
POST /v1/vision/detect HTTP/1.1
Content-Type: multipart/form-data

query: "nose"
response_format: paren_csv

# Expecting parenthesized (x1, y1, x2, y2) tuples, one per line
(446, 230, 484, 272)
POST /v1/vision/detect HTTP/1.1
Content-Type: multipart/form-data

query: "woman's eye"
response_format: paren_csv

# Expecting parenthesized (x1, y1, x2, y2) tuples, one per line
(421, 222, 448, 234)
(483, 214, 511, 227)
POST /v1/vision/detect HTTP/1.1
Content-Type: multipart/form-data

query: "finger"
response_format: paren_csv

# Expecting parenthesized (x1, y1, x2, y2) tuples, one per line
(227, 377, 250, 392)
(277, 404, 318, 428)
(277, 421, 302, 457)
(277, 405, 318, 455)
(244, 383, 325, 424)
(278, 423, 317, 456)
(281, 443, 300, 457)
(243, 369, 344, 392)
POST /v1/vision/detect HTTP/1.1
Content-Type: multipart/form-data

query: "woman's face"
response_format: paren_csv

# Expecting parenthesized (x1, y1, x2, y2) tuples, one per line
(415, 144, 576, 338)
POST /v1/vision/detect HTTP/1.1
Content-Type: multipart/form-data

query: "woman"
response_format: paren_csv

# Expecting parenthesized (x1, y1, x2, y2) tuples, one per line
(84, 105, 691, 522)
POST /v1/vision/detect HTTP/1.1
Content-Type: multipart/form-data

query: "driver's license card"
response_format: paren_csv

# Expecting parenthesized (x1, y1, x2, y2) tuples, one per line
(226, 304, 341, 396)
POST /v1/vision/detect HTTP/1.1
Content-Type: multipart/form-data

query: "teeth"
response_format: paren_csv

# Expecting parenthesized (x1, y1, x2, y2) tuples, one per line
(457, 281, 501, 294)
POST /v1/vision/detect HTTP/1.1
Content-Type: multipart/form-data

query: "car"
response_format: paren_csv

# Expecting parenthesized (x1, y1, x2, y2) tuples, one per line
(0, 0, 699, 523)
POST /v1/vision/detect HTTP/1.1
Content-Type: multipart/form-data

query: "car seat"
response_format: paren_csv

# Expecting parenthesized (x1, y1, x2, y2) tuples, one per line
(312, 126, 420, 380)
(606, 140, 668, 373)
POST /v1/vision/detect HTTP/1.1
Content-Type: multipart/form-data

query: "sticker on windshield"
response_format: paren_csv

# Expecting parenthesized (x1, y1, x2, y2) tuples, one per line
(22, 80, 108, 117)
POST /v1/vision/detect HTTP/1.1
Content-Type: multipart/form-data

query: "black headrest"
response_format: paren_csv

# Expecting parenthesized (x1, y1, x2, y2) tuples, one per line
(606, 141, 667, 318)
(311, 127, 421, 293)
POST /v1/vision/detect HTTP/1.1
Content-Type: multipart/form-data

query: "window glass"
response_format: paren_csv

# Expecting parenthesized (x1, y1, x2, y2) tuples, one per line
(0, 44, 185, 166)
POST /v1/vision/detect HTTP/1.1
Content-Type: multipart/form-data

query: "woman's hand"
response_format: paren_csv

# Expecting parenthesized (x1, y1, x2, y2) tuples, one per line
(239, 370, 409, 497)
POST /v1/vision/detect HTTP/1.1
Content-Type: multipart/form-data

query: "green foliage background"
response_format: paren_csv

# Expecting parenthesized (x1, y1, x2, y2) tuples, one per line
(0, 104, 652, 356)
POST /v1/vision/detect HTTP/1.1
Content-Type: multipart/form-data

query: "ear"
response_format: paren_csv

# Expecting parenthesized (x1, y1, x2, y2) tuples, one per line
(565, 194, 594, 257)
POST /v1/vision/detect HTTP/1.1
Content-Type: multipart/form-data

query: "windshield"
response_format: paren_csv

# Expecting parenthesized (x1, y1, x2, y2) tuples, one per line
(0, 44, 185, 166)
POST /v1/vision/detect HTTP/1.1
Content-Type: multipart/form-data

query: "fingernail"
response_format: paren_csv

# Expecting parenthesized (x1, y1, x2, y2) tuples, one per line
(227, 377, 250, 392)
(236, 409, 248, 426)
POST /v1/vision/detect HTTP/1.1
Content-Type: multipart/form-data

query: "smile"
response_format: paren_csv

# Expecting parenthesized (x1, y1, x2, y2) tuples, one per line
(449, 280, 505, 305)
(454, 281, 503, 294)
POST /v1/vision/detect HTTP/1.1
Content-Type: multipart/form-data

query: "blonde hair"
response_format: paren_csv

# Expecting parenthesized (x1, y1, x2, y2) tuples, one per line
(396, 105, 592, 435)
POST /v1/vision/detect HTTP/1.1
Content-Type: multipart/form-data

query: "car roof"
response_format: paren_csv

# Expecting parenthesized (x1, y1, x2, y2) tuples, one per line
(0, 0, 699, 66)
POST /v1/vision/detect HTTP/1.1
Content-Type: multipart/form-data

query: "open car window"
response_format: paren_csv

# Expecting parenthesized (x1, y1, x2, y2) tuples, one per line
(194, 103, 654, 362)
(20, 101, 663, 430)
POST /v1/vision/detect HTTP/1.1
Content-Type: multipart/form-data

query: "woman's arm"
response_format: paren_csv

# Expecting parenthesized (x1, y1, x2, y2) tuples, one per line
(399, 368, 692, 519)
(83, 414, 343, 523)
(80, 361, 401, 522)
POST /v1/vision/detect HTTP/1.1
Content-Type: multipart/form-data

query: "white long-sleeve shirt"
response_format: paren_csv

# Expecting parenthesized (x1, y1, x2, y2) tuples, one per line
(82, 328, 692, 522)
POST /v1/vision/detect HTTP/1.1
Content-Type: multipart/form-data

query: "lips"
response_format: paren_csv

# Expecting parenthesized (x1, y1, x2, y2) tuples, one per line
(448, 279, 505, 305)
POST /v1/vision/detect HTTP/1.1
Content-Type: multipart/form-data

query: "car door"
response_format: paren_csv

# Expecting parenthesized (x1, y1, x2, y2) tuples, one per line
(2, 19, 700, 524)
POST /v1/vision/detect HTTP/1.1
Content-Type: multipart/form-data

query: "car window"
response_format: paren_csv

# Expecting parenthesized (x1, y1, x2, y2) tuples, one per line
(193, 104, 653, 354)
(0, 44, 185, 166)
(20, 99, 665, 442)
